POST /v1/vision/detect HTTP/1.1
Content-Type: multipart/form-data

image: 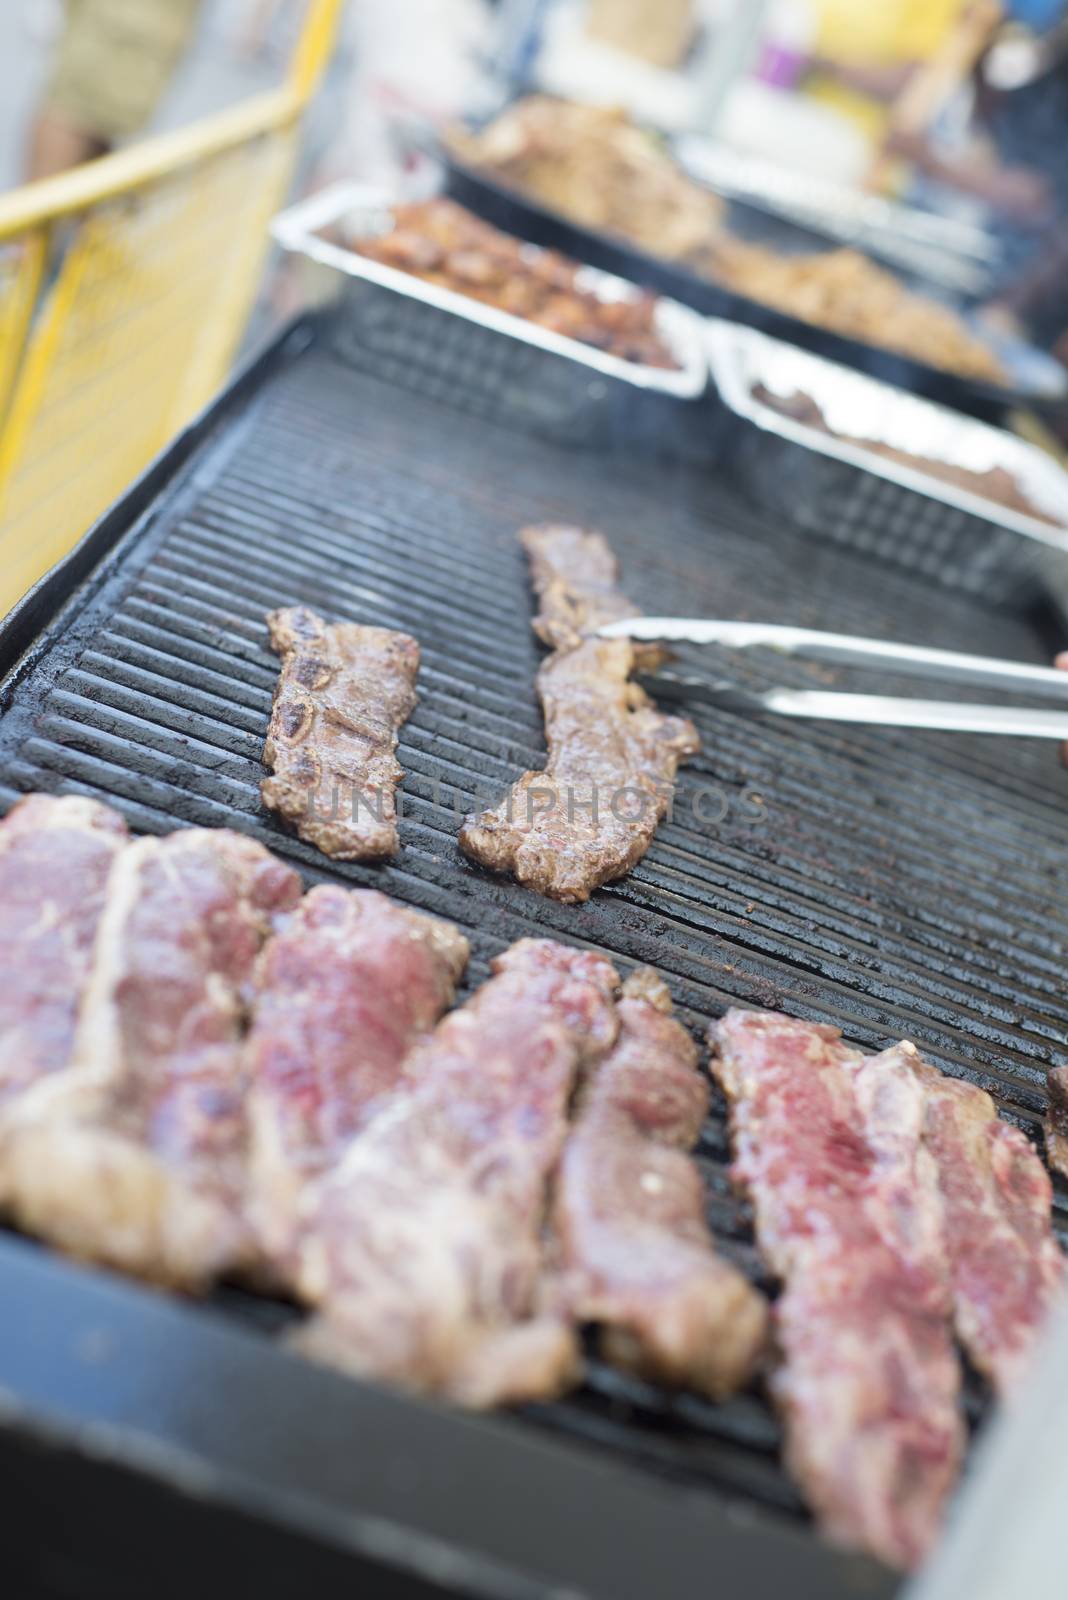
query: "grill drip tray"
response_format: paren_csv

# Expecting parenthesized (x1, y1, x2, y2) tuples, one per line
(1, 320, 1066, 1600)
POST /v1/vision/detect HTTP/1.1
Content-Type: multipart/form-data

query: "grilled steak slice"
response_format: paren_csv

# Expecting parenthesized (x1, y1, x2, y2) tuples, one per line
(521, 523, 648, 652)
(712, 1011, 963, 1572)
(261, 606, 419, 860)
(553, 968, 767, 1397)
(1045, 1066, 1068, 1179)
(0, 830, 301, 1289)
(0, 794, 128, 1119)
(904, 1043, 1063, 1395)
(246, 884, 469, 1263)
(459, 527, 698, 903)
(293, 938, 621, 1406)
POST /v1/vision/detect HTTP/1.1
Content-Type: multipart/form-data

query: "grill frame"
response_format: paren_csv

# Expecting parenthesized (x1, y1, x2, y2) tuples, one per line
(2, 311, 1067, 1599)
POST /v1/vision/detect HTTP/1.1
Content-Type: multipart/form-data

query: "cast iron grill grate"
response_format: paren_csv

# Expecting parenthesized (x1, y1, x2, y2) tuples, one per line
(3, 336, 1068, 1573)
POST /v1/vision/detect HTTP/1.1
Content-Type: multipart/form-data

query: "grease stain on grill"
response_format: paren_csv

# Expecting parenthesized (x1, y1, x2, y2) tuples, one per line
(2, 344, 1068, 1560)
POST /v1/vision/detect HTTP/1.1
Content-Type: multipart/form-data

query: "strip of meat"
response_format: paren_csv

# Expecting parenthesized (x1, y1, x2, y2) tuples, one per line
(261, 605, 419, 860)
(0, 794, 128, 1120)
(553, 968, 767, 1397)
(521, 523, 648, 651)
(1045, 1066, 1068, 1179)
(246, 884, 469, 1265)
(0, 829, 302, 1289)
(901, 1042, 1063, 1396)
(711, 1010, 963, 1571)
(459, 526, 698, 903)
(292, 938, 621, 1406)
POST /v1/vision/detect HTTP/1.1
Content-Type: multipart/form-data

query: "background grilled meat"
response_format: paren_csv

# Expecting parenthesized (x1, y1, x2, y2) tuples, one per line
(0, 829, 301, 1289)
(553, 967, 768, 1398)
(0, 794, 127, 1121)
(261, 606, 419, 860)
(246, 884, 468, 1265)
(292, 938, 620, 1407)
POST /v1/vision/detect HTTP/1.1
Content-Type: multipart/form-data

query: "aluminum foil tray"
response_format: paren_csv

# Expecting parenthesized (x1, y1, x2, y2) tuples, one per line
(705, 318, 1068, 608)
(272, 182, 708, 445)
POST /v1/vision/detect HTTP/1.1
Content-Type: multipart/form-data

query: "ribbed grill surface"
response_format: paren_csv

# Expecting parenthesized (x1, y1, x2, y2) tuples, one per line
(3, 342, 1068, 1550)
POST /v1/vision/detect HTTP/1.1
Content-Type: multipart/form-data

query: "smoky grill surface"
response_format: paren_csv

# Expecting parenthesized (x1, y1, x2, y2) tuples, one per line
(2, 341, 1068, 1565)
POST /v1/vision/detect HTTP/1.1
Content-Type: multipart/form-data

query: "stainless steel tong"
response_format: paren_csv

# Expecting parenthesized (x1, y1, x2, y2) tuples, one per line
(597, 619, 1068, 739)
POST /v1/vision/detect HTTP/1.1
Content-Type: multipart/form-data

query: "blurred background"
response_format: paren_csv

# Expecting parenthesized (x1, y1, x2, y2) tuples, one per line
(2, 0, 1068, 615)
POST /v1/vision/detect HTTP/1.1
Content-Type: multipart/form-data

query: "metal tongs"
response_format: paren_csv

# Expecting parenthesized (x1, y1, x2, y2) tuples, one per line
(597, 619, 1068, 739)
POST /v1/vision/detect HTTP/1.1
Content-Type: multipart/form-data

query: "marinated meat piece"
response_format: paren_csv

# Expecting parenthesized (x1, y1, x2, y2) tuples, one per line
(1047, 1065, 1068, 1177)
(460, 527, 697, 902)
(553, 969, 767, 1397)
(712, 1011, 963, 1571)
(520, 524, 645, 652)
(0, 794, 128, 1120)
(354, 197, 678, 369)
(261, 606, 419, 861)
(0, 830, 302, 1289)
(246, 885, 469, 1263)
(293, 939, 621, 1406)
(902, 1042, 1063, 1396)
(449, 98, 724, 261)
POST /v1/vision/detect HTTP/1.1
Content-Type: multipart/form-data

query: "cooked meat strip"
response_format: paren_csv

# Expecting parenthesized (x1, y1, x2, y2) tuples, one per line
(552, 968, 768, 1397)
(261, 606, 419, 860)
(246, 884, 469, 1264)
(712, 1011, 963, 1572)
(354, 198, 678, 369)
(0, 794, 128, 1121)
(0, 829, 302, 1289)
(901, 1042, 1062, 1396)
(459, 527, 698, 903)
(292, 938, 621, 1406)
(519, 523, 648, 652)
(1047, 1066, 1068, 1177)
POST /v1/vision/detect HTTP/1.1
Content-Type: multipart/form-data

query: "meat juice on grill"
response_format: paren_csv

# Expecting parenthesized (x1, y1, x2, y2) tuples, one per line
(712, 1011, 964, 1571)
(460, 526, 698, 902)
(0, 794, 128, 1120)
(552, 968, 767, 1397)
(292, 938, 621, 1406)
(0, 829, 302, 1288)
(261, 606, 419, 860)
(245, 884, 469, 1264)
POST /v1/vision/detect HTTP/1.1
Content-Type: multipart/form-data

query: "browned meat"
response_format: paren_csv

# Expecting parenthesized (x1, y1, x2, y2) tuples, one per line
(904, 1043, 1063, 1396)
(0, 795, 127, 1121)
(459, 527, 698, 903)
(292, 939, 621, 1406)
(246, 884, 469, 1264)
(354, 197, 679, 369)
(1046, 1065, 1068, 1178)
(261, 606, 419, 860)
(0, 829, 302, 1289)
(552, 968, 768, 1396)
(519, 523, 646, 652)
(712, 1011, 963, 1571)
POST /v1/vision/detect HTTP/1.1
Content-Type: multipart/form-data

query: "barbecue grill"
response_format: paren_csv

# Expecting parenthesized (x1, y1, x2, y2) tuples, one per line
(2, 312, 1067, 1599)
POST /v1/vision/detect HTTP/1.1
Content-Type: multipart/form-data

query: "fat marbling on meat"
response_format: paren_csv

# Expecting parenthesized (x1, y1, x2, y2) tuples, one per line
(712, 1010, 964, 1571)
(246, 884, 469, 1265)
(262, 605, 419, 860)
(0, 829, 301, 1288)
(0, 794, 128, 1122)
(460, 526, 698, 902)
(553, 968, 767, 1397)
(292, 938, 620, 1407)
